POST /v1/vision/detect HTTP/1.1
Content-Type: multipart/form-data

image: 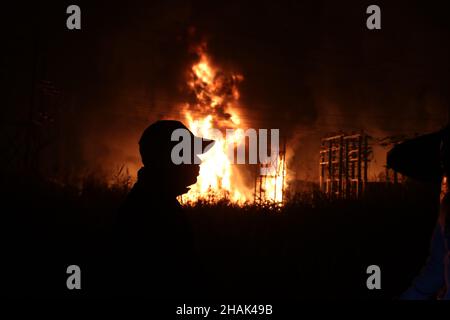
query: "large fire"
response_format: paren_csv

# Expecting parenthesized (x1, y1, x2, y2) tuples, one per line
(177, 44, 287, 205)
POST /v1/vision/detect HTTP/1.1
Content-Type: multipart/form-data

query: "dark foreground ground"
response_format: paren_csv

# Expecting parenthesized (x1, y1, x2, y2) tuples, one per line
(0, 174, 440, 299)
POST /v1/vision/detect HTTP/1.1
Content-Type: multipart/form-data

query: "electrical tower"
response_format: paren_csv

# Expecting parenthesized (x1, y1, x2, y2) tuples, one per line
(319, 133, 370, 198)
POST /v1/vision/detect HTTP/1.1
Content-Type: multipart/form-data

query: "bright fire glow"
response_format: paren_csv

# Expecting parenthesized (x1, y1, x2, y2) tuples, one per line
(178, 44, 287, 205)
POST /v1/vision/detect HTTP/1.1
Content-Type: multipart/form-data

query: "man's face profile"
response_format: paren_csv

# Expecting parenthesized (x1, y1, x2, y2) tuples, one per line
(138, 120, 210, 197)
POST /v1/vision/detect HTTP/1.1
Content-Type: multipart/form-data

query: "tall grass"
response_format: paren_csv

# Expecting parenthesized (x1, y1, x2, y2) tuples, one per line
(0, 171, 440, 298)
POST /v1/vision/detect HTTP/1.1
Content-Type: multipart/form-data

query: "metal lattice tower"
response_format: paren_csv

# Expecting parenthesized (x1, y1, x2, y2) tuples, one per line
(254, 138, 287, 205)
(320, 133, 370, 198)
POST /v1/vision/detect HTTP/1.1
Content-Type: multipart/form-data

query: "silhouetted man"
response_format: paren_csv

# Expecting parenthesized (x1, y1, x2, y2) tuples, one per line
(114, 120, 213, 298)
(388, 125, 450, 300)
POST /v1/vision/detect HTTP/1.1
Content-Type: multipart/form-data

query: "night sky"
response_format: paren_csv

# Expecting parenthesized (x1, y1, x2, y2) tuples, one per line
(2, 0, 449, 180)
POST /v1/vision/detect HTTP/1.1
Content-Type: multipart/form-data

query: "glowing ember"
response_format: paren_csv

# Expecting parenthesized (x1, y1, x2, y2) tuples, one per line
(177, 44, 287, 205)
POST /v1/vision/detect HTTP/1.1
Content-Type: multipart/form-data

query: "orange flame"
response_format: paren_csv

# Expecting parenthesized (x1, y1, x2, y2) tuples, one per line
(178, 45, 287, 205)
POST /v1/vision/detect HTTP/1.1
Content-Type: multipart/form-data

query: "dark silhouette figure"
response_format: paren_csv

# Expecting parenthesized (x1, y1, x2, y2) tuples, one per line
(388, 125, 450, 299)
(113, 120, 214, 298)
